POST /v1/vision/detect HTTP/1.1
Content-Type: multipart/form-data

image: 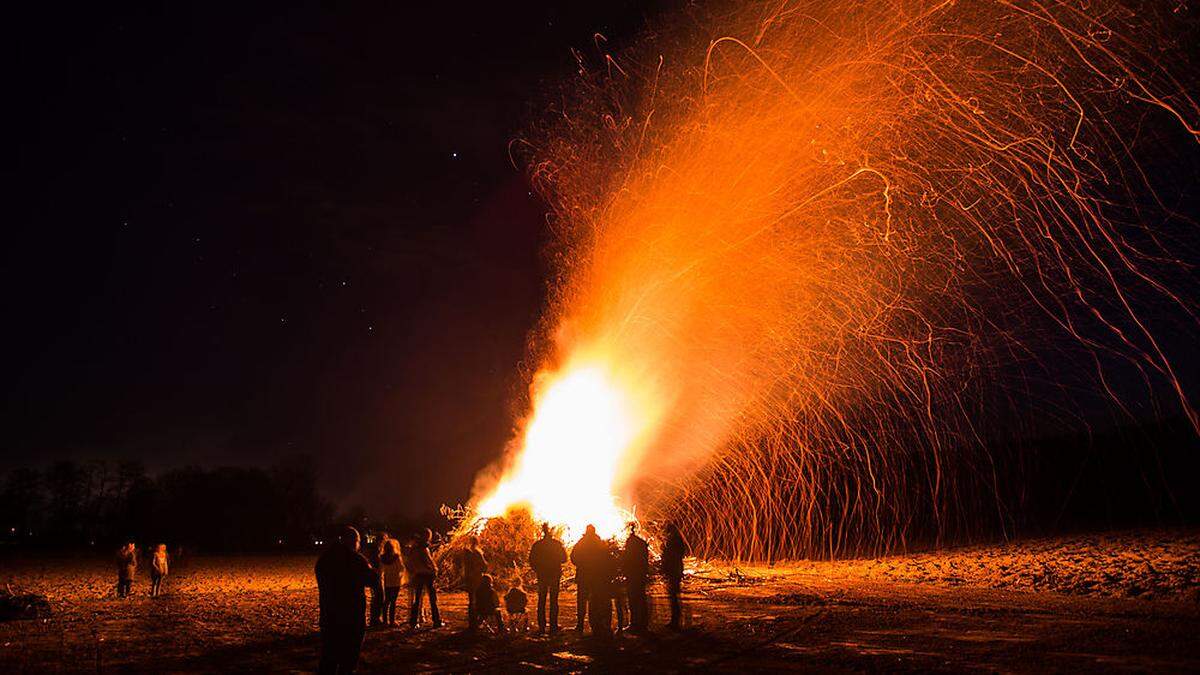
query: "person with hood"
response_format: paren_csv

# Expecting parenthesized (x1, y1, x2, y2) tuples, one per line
(528, 522, 567, 634)
(407, 528, 444, 628)
(315, 526, 377, 674)
(116, 542, 137, 598)
(569, 524, 606, 632)
(461, 535, 487, 630)
(149, 543, 169, 597)
(622, 523, 650, 632)
(379, 538, 405, 626)
(660, 522, 689, 630)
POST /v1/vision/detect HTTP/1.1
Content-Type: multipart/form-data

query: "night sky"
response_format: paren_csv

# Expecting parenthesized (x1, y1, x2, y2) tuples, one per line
(7, 2, 659, 517)
(8, 2, 1200, 522)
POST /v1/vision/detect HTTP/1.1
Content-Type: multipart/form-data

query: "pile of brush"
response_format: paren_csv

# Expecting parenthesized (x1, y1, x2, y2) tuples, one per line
(434, 506, 571, 591)
(0, 585, 50, 621)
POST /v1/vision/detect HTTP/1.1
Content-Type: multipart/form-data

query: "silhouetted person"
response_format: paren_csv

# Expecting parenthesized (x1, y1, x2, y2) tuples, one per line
(661, 522, 688, 630)
(461, 535, 487, 630)
(116, 542, 137, 598)
(505, 580, 529, 632)
(570, 524, 606, 632)
(367, 532, 388, 627)
(528, 522, 567, 634)
(380, 538, 404, 626)
(315, 526, 377, 675)
(605, 538, 629, 632)
(622, 523, 650, 632)
(149, 543, 169, 597)
(473, 573, 505, 634)
(588, 541, 619, 639)
(408, 528, 444, 628)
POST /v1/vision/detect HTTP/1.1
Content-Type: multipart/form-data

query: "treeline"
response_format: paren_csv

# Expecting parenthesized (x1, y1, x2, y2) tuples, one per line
(0, 455, 333, 551)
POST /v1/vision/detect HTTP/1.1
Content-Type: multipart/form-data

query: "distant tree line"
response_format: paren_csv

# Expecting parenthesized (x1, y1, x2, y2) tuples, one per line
(0, 455, 333, 552)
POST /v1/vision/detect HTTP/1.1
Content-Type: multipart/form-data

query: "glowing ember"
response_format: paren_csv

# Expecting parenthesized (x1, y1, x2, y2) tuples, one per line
(475, 359, 656, 540)
(470, 0, 1198, 558)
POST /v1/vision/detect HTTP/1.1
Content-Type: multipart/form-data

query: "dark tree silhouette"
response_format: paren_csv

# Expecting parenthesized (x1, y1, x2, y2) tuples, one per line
(1, 456, 333, 551)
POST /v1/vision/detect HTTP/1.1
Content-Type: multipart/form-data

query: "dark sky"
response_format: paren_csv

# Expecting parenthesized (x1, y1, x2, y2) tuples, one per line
(7, 2, 1200, 522)
(7, 2, 660, 517)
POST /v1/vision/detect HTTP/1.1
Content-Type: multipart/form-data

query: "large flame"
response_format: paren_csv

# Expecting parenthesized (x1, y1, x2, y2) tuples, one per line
(469, 0, 1198, 557)
(475, 354, 660, 540)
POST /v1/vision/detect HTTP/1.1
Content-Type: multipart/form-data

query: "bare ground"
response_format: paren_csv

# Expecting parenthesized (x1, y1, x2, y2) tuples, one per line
(1, 529, 1198, 672)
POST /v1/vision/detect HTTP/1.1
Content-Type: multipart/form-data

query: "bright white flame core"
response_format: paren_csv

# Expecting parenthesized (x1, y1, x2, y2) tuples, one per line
(476, 363, 643, 540)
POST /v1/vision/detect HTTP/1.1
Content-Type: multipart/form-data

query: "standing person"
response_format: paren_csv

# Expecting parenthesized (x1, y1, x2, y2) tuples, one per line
(569, 524, 606, 632)
(460, 535, 487, 630)
(407, 528, 444, 628)
(399, 536, 423, 624)
(660, 522, 689, 630)
(622, 523, 650, 632)
(528, 523, 567, 634)
(607, 539, 628, 633)
(116, 542, 137, 598)
(366, 532, 387, 627)
(315, 526, 377, 675)
(587, 542, 618, 639)
(149, 543, 169, 597)
(380, 538, 404, 626)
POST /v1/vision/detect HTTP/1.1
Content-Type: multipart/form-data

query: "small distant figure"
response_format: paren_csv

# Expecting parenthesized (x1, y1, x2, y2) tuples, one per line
(570, 524, 607, 633)
(504, 580, 529, 633)
(461, 535, 488, 630)
(116, 542, 137, 598)
(473, 574, 505, 634)
(149, 543, 169, 597)
(315, 526, 377, 675)
(407, 528, 444, 628)
(380, 538, 405, 626)
(622, 523, 650, 632)
(661, 522, 689, 630)
(528, 522, 567, 634)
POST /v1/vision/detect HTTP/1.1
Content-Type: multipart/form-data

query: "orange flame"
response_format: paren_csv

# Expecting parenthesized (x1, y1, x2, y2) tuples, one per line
(475, 353, 663, 540)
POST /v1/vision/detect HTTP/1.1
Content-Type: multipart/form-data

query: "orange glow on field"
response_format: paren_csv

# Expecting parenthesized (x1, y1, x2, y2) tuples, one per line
(475, 358, 658, 540)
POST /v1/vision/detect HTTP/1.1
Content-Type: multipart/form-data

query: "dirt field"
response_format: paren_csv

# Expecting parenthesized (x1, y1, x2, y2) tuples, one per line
(1, 529, 1198, 672)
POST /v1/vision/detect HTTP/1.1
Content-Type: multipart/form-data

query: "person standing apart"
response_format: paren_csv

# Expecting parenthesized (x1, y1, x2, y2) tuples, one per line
(149, 544, 169, 597)
(315, 526, 377, 675)
(660, 523, 688, 630)
(528, 523, 567, 634)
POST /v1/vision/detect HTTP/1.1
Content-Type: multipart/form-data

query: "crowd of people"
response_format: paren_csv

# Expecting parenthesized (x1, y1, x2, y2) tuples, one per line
(315, 521, 689, 674)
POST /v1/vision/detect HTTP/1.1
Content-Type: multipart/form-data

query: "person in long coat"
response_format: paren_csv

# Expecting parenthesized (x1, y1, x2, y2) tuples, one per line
(315, 526, 377, 674)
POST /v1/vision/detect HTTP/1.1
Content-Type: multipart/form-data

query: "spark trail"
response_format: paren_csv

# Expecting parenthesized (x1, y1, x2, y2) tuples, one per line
(470, 0, 1200, 557)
